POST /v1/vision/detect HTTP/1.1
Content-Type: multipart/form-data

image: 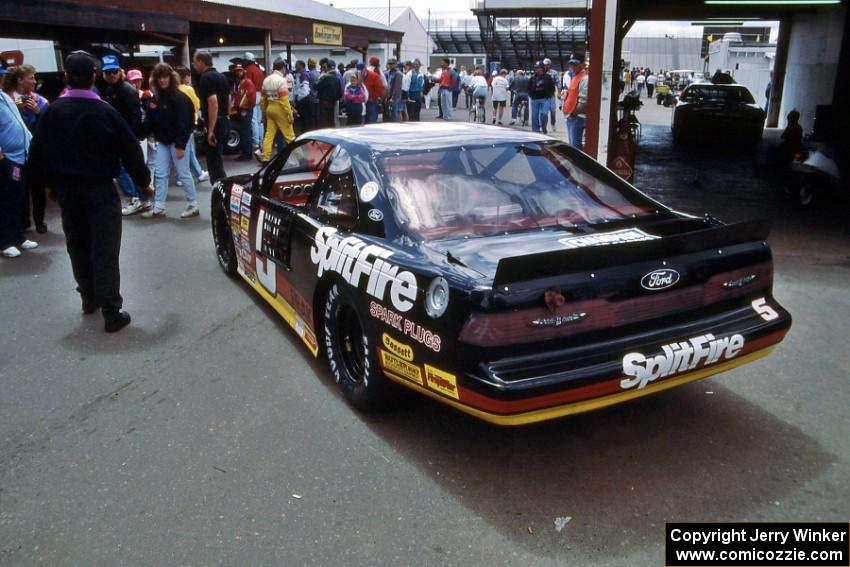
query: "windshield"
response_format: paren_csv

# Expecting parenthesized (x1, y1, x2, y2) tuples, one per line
(684, 85, 756, 104)
(380, 142, 658, 241)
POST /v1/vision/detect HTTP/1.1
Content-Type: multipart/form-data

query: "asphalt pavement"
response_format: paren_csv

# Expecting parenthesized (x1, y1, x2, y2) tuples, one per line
(1, 108, 848, 566)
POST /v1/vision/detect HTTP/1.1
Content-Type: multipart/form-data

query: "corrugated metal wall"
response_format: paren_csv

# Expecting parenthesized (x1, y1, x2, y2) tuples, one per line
(621, 37, 703, 73)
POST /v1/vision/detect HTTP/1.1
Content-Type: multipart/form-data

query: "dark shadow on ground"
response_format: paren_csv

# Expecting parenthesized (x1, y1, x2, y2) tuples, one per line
(354, 380, 834, 563)
(61, 312, 181, 353)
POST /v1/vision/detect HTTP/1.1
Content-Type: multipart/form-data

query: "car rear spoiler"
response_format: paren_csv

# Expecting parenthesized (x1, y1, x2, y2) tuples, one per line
(492, 219, 771, 288)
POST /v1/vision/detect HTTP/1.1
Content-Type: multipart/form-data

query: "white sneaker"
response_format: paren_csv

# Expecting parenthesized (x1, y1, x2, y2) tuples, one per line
(197, 171, 210, 182)
(2, 246, 21, 258)
(180, 205, 200, 219)
(122, 198, 144, 216)
(141, 209, 166, 219)
(20, 240, 38, 250)
(141, 200, 153, 211)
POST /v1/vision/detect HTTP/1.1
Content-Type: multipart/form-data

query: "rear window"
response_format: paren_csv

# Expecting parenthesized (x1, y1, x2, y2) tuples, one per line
(380, 143, 657, 241)
(683, 85, 756, 104)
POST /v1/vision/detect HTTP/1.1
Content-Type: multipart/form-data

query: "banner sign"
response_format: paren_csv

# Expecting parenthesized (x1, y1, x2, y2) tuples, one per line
(313, 23, 342, 46)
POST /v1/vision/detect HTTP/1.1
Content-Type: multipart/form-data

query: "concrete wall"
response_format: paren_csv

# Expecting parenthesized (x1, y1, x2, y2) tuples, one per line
(780, 5, 846, 132)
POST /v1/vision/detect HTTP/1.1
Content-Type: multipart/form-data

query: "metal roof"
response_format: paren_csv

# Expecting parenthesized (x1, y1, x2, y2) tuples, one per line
(202, 0, 393, 32)
(343, 7, 411, 27)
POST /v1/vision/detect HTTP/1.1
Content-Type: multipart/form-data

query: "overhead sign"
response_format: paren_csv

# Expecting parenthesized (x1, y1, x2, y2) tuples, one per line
(313, 23, 342, 46)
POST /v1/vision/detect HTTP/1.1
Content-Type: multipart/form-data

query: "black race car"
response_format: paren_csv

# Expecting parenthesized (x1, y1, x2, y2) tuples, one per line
(210, 123, 791, 425)
(672, 83, 765, 146)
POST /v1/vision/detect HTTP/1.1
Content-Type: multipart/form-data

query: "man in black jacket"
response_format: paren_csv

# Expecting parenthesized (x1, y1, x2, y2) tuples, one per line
(27, 51, 151, 333)
(192, 50, 230, 184)
(529, 61, 555, 134)
(100, 54, 150, 216)
(317, 60, 342, 128)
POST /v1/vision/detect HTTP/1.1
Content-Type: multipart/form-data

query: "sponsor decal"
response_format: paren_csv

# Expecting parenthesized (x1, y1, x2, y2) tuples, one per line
(241, 192, 252, 206)
(230, 195, 241, 213)
(640, 268, 680, 291)
(310, 227, 418, 312)
(528, 312, 587, 328)
(723, 274, 757, 288)
(424, 364, 460, 400)
(558, 228, 659, 249)
(380, 349, 423, 385)
(240, 216, 251, 233)
(240, 204, 251, 217)
(620, 333, 745, 390)
(367, 209, 384, 222)
(752, 297, 779, 321)
(360, 181, 379, 203)
(232, 184, 244, 199)
(370, 301, 442, 352)
(382, 333, 414, 362)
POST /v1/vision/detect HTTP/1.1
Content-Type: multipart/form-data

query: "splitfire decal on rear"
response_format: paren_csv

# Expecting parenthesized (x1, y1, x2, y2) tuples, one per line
(310, 227, 418, 312)
(558, 228, 659, 249)
(620, 333, 745, 391)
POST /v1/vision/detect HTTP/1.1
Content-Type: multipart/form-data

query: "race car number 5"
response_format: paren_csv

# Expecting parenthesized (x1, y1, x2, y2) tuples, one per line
(752, 297, 779, 321)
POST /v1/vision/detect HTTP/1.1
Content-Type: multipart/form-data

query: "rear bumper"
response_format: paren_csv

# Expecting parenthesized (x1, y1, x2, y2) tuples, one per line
(383, 298, 791, 426)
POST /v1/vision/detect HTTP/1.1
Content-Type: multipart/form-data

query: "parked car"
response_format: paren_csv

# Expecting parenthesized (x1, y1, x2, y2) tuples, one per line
(210, 122, 791, 426)
(672, 83, 765, 146)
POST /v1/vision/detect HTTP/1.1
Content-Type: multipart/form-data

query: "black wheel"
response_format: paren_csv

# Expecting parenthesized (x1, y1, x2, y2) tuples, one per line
(793, 180, 817, 208)
(324, 283, 388, 409)
(211, 195, 237, 276)
(224, 124, 240, 155)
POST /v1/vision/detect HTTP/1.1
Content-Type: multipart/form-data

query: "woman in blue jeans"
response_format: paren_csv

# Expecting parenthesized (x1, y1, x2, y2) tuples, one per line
(140, 64, 198, 219)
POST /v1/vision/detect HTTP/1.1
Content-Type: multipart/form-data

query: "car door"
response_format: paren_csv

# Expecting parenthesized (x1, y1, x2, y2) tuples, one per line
(253, 139, 335, 290)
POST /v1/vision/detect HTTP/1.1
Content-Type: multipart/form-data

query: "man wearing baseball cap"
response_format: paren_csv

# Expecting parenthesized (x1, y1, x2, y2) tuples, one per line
(562, 53, 589, 151)
(529, 60, 555, 134)
(243, 52, 265, 151)
(100, 54, 149, 216)
(27, 51, 151, 332)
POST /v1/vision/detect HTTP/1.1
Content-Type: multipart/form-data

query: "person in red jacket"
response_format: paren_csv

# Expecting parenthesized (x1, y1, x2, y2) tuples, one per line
(243, 52, 265, 151)
(362, 57, 385, 124)
(234, 65, 257, 161)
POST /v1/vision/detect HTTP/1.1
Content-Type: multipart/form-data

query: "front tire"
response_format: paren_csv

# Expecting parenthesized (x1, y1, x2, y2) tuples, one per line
(324, 283, 388, 410)
(211, 195, 237, 276)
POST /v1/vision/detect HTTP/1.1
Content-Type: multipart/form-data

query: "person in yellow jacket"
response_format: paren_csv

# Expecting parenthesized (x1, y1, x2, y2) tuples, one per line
(260, 59, 295, 161)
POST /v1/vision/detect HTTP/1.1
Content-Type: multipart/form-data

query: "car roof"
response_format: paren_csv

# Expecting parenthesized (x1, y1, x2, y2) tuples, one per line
(299, 122, 551, 154)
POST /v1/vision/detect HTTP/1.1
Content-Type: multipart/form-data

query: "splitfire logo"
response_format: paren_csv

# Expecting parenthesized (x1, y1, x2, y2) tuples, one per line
(620, 333, 745, 390)
(310, 227, 418, 312)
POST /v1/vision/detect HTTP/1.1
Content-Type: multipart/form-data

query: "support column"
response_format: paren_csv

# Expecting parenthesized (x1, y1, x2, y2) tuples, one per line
(585, 0, 619, 161)
(362, 48, 368, 63)
(286, 44, 292, 67)
(181, 34, 191, 69)
(396, 42, 401, 61)
(263, 30, 272, 77)
(767, 17, 791, 127)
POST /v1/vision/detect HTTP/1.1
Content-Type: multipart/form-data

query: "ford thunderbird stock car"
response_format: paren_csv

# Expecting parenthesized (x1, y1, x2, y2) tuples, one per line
(210, 123, 791, 426)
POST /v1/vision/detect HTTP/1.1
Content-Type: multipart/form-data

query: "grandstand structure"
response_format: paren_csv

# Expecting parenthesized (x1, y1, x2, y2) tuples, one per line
(429, 2, 589, 71)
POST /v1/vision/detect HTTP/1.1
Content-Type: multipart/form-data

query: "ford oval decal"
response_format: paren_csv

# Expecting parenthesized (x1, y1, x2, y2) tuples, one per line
(641, 268, 680, 291)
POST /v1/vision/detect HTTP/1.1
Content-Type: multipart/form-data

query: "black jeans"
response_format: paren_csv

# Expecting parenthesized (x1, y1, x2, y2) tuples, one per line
(238, 109, 253, 158)
(55, 181, 123, 313)
(408, 92, 422, 121)
(21, 180, 45, 229)
(296, 97, 312, 134)
(205, 117, 229, 184)
(0, 158, 26, 249)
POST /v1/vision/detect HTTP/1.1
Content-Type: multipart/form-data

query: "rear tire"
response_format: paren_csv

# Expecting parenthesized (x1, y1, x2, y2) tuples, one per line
(211, 195, 237, 276)
(324, 283, 388, 410)
(224, 121, 240, 155)
(793, 180, 817, 208)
